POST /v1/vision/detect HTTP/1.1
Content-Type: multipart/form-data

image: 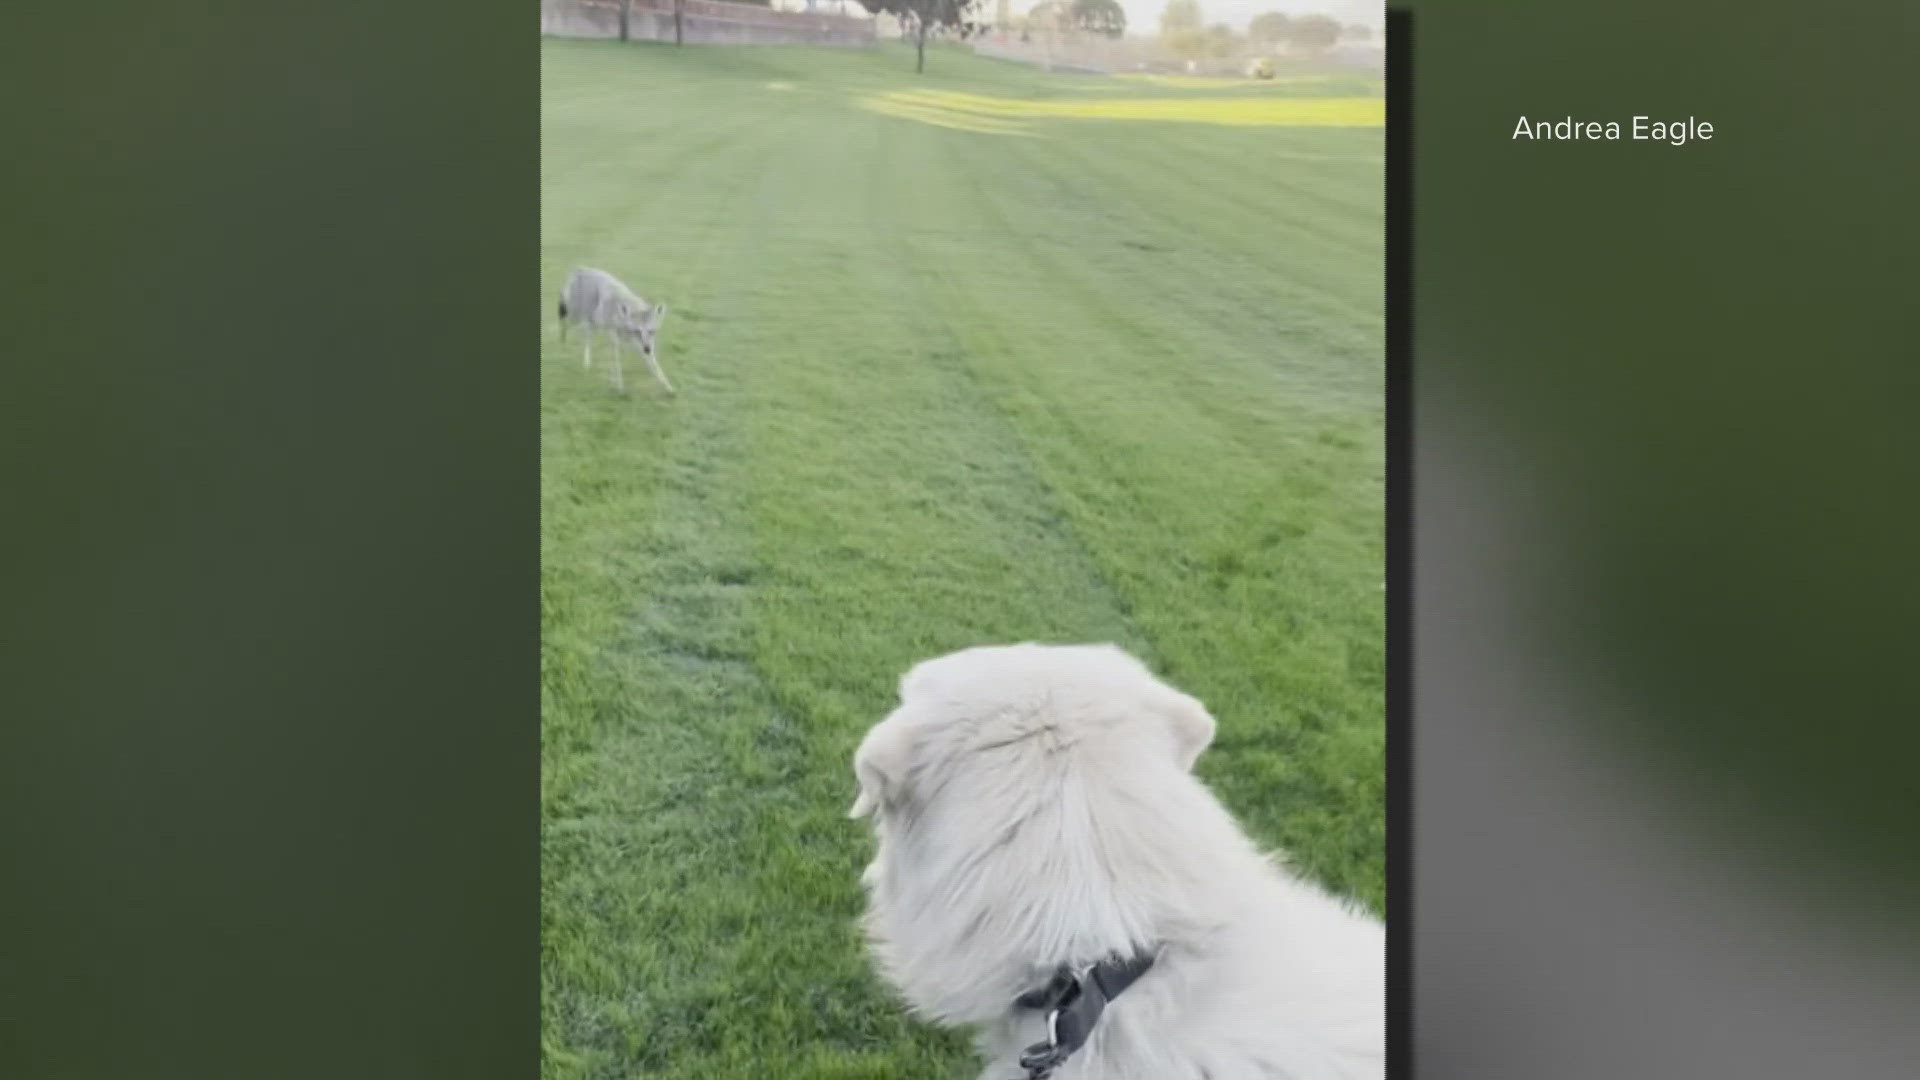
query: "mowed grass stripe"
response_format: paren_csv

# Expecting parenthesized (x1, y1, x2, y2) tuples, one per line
(540, 47, 779, 598)
(895, 125, 1385, 904)
(543, 39, 1382, 1078)
(1017, 127, 1383, 336)
(711, 110, 1159, 1072)
(548, 151, 811, 1079)
(545, 69, 1145, 1078)
(544, 51, 832, 1076)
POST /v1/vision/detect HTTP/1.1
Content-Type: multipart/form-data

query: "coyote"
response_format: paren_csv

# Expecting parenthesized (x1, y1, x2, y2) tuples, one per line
(557, 267, 673, 395)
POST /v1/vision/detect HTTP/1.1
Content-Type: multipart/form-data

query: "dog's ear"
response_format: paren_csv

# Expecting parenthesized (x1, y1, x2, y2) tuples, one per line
(897, 655, 945, 701)
(1160, 689, 1216, 771)
(850, 717, 914, 819)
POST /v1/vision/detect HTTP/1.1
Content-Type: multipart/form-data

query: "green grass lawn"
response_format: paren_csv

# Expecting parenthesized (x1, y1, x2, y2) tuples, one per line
(541, 38, 1383, 1079)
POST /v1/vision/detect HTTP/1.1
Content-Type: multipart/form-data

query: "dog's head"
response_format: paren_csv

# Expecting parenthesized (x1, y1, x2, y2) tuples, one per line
(849, 643, 1216, 823)
(847, 643, 1219, 1021)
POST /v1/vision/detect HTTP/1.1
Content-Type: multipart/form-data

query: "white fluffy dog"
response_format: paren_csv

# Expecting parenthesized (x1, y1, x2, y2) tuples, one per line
(850, 643, 1384, 1080)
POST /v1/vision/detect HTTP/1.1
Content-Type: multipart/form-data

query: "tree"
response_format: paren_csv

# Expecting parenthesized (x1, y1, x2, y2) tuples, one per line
(856, 0, 986, 72)
(1069, 0, 1125, 38)
(1166, 30, 1210, 61)
(1027, 0, 1067, 27)
(1247, 11, 1290, 47)
(1204, 22, 1235, 59)
(1159, 0, 1205, 61)
(1159, 0, 1201, 37)
(674, 0, 684, 45)
(1286, 13, 1340, 53)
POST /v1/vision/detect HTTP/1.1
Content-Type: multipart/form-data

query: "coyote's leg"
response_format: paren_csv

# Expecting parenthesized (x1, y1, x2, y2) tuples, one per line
(583, 331, 593, 370)
(645, 352, 675, 396)
(611, 338, 627, 394)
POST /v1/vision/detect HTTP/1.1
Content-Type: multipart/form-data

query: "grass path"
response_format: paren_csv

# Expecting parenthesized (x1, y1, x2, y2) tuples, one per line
(542, 39, 1382, 1078)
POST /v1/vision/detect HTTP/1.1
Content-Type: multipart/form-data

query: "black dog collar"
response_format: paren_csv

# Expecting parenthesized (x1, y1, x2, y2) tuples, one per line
(1011, 951, 1157, 1079)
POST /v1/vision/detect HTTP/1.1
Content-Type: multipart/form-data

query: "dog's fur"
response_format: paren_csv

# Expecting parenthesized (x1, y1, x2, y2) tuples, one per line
(557, 266, 673, 395)
(850, 643, 1384, 1080)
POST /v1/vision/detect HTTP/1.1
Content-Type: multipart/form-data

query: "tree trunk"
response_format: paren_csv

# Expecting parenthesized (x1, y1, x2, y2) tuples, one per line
(619, 0, 631, 41)
(916, 21, 927, 72)
(674, 0, 685, 45)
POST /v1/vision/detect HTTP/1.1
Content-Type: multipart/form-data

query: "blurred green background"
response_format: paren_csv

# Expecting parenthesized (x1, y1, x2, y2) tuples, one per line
(1413, 0, 1919, 900)
(1, 4, 537, 1078)
(1409, 2, 1920, 1076)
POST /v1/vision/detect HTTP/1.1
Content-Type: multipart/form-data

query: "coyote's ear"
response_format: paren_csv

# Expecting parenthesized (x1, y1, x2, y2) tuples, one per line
(647, 304, 668, 328)
(849, 716, 914, 819)
(1159, 689, 1216, 772)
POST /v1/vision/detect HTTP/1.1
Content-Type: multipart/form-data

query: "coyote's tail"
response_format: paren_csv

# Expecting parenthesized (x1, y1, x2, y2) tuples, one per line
(557, 298, 568, 338)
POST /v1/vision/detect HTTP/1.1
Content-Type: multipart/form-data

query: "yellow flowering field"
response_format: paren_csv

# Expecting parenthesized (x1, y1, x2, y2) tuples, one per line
(860, 88, 1384, 134)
